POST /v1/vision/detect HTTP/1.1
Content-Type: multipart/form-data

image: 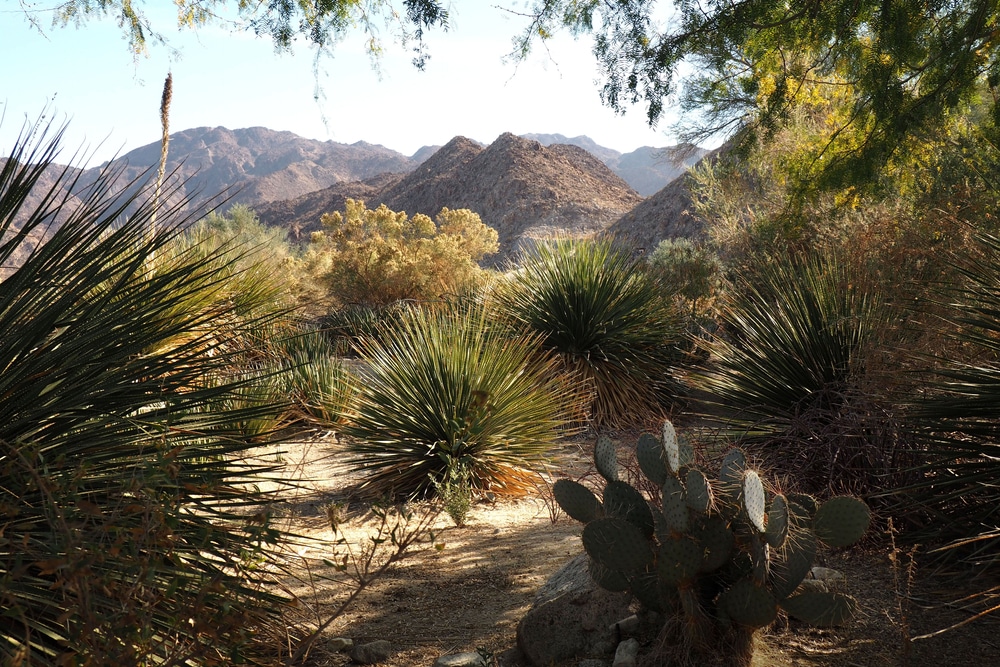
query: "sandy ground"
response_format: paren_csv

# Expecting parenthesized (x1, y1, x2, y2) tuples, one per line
(251, 434, 1000, 667)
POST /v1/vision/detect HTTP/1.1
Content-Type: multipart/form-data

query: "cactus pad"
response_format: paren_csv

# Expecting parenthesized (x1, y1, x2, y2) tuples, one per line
(604, 480, 655, 537)
(637, 432, 668, 485)
(765, 494, 789, 549)
(780, 591, 858, 626)
(771, 528, 818, 599)
(813, 496, 870, 548)
(685, 469, 713, 513)
(662, 475, 689, 534)
(582, 517, 654, 573)
(594, 434, 618, 481)
(657, 536, 703, 585)
(787, 492, 818, 517)
(720, 449, 747, 485)
(587, 557, 631, 592)
(693, 516, 735, 572)
(663, 420, 681, 473)
(553, 479, 603, 524)
(718, 578, 778, 628)
(742, 470, 766, 533)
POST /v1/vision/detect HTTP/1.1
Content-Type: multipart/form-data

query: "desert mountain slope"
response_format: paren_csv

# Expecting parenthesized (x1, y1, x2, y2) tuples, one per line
(258, 133, 643, 264)
(606, 146, 726, 251)
(383, 133, 642, 263)
(523, 133, 707, 196)
(94, 126, 419, 209)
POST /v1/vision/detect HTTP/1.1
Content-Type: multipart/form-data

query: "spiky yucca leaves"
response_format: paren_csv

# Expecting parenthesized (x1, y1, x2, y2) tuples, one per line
(344, 303, 572, 498)
(499, 238, 686, 428)
(905, 232, 1000, 566)
(0, 126, 292, 665)
(697, 252, 910, 497)
(273, 328, 358, 425)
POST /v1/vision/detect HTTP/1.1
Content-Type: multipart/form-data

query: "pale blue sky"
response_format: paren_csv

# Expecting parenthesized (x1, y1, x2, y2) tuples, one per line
(1, 3, 684, 165)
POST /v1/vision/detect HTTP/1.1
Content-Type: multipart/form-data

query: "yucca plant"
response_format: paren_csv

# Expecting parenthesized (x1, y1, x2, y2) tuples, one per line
(0, 123, 293, 665)
(697, 251, 911, 497)
(272, 327, 358, 425)
(498, 238, 686, 428)
(904, 231, 1000, 566)
(344, 302, 572, 498)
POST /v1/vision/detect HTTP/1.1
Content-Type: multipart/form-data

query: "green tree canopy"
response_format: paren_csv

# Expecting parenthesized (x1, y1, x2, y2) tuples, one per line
(34, 0, 449, 65)
(520, 1, 1000, 189)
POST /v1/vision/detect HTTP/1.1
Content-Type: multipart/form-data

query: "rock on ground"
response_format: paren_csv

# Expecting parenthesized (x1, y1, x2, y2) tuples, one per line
(516, 554, 633, 666)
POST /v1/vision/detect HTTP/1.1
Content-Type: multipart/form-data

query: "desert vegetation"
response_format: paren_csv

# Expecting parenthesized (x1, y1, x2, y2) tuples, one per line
(11, 89, 1000, 667)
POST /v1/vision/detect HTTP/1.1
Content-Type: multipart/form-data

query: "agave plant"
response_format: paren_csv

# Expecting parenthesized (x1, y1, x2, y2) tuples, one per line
(498, 238, 686, 428)
(696, 251, 910, 497)
(344, 302, 572, 497)
(0, 123, 293, 664)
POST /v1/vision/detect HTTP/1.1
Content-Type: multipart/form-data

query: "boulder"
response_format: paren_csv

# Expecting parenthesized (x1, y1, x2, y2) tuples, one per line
(349, 639, 392, 664)
(516, 554, 633, 666)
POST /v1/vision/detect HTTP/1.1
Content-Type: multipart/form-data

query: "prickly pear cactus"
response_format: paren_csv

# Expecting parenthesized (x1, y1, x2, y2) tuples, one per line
(553, 421, 871, 665)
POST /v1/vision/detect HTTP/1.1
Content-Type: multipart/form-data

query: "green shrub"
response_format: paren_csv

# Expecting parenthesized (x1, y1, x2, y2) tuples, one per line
(0, 125, 292, 665)
(272, 327, 358, 425)
(344, 302, 571, 498)
(499, 238, 686, 428)
(647, 237, 722, 307)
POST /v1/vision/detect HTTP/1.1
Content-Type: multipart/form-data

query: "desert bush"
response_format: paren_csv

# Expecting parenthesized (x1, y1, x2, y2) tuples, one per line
(696, 251, 913, 498)
(343, 302, 572, 498)
(647, 237, 722, 308)
(306, 198, 499, 307)
(0, 125, 293, 665)
(498, 237, 687, 428)
(319, 300, 415, 356)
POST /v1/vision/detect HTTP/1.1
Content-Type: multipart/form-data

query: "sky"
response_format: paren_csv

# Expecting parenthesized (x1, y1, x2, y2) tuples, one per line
(0, 3, 687, 166)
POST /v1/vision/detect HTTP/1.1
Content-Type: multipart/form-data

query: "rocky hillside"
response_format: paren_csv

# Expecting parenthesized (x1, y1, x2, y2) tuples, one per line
(259, 133, 644, 264)
(606, 146, 725, 252)
(100, 126, 421, 209)
(523, 134, 707, 196)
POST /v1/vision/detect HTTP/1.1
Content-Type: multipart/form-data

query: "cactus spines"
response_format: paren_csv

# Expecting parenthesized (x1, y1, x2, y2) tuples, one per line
(765, 494, 789, 549)
(742, 470, 766, 533)
(588, 557, 631, 592)
(637, 432, 668, 485)
(787, 492, 818, 516)
(604, 480, 655, 537)
(594, 434, 619, 481)
(694, 516, 735, 572)
(780, 591, 858, 627)
(685, 469, 713, 513)
(553, 479, 603, 523)
(718, 578, 778, 628)
(813, 496, 871, 548)
(582, 517, 654, 573)
(720, 448, 747, 484)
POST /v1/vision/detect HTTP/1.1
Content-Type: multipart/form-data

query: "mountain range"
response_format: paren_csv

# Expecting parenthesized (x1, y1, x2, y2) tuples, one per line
(10, 125, 713, 265)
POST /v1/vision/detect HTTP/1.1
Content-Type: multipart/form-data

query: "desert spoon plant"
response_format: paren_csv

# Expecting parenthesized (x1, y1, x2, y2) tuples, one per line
(553, 421, 870, 666)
